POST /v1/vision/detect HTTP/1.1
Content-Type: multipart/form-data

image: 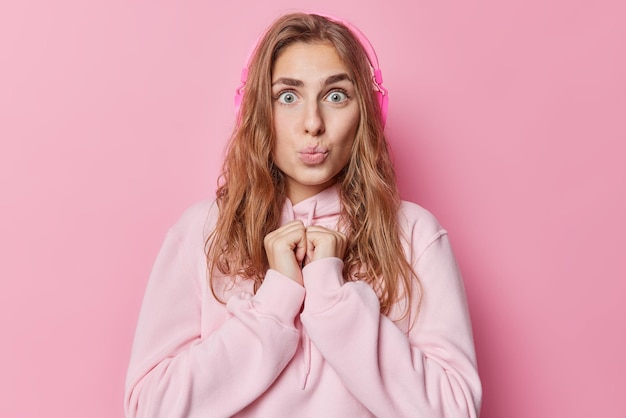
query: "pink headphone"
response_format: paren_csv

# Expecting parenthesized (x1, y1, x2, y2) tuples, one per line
(234, 13, 389, 127)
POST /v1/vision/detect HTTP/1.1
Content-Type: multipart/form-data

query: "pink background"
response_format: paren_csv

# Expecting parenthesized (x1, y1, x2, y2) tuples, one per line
(1, 0, 624, 417)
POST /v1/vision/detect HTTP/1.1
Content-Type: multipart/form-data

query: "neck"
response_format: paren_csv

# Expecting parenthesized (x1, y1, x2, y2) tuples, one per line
(286, 180, 337, 205)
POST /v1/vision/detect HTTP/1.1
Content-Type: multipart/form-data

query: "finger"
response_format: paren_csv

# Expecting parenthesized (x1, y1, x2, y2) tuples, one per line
(264, 221, 304, 247)
(294, 235, 307, 265)
(305, 226, 347, 261)
(284, 222, 307, 261)
(271, 220, 305, 239)
(264, 222, 307, 285)
(305, 234, 316, 265)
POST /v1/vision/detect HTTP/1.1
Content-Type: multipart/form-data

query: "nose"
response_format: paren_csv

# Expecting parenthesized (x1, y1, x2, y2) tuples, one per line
(303, 101, 325, 136)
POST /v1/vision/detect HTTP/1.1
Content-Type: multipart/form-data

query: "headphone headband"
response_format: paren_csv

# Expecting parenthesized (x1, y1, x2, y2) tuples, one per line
(234, 12, 388, 127)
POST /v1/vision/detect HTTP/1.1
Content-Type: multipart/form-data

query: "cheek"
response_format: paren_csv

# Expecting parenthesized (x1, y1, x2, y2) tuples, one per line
(333, 132, 356, 165)
(336, 113, 359, 147)
(272, 119, 289, 150)
(273, 108, 295, 130)
(340, 105, 360, 134)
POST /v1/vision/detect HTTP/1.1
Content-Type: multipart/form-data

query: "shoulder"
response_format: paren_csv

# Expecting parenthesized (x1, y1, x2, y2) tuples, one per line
(397, 200, 449, 259)
(169, 198, 220, 248)
(397, 200, 445, 235)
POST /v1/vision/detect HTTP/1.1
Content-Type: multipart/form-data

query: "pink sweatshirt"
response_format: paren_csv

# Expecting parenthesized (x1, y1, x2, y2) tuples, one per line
(124, 186, 482, 417)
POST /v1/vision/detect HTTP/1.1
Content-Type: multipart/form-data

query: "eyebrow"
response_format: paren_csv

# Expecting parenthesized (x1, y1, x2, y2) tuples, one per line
(272, 73, 353, 87)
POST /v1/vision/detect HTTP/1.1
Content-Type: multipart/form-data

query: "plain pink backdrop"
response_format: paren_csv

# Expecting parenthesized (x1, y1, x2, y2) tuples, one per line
(1, 0, 624, 417)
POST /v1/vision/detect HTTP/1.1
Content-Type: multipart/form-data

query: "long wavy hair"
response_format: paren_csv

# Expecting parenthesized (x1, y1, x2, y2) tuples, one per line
(206, 12, 418, 317)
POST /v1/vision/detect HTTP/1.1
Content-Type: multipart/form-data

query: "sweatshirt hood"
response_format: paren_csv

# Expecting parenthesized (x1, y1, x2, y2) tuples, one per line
(280, 184, 342, 229)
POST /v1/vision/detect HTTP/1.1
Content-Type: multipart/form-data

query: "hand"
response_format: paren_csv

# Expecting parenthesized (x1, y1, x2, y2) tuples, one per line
(304, 225, 347, 266)
(264, 221, 307, 285)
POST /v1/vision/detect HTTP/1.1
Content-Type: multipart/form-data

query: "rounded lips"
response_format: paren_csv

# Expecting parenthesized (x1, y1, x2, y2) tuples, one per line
(298, 146, 329, 165)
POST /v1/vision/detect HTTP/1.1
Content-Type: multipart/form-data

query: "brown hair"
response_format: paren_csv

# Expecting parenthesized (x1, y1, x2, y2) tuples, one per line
(206, 12, 418, 317)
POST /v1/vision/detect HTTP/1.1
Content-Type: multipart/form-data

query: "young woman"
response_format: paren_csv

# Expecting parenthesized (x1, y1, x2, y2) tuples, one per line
(125, 12, 482, 418)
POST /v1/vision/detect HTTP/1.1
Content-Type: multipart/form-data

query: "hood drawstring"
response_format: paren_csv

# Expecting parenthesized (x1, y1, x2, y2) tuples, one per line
(300, 332, 312, 389)
(299, 199, 316, 390)
(305, 199, 317, 229)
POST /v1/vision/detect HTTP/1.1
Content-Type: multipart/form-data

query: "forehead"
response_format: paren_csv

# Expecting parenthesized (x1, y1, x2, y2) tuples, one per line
(272, 42, 349, 80)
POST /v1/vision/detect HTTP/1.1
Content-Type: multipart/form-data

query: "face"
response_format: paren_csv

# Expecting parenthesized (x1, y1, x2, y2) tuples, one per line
(271, 42, 360, 204)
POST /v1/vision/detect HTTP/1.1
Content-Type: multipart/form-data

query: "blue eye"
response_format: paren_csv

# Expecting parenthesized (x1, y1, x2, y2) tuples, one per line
(326, 90, 348, 103)
(277, 91, 297, 104)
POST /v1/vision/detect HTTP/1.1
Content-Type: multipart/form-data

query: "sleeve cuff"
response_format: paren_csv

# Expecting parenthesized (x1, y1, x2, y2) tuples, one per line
(253, 270, 305, 326)
(302, 257, 345, 313)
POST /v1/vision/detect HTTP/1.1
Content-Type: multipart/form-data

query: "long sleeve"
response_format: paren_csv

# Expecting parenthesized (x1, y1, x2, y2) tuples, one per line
(299, 228, 481, 417)
(124, 222, 305, 418)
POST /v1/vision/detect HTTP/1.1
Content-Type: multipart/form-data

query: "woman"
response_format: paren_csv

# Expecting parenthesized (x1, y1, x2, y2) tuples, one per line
(125, 12, 482, 417)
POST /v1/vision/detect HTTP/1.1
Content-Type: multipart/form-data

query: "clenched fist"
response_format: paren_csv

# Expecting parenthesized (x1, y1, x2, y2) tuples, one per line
(264, 221, 347, 286)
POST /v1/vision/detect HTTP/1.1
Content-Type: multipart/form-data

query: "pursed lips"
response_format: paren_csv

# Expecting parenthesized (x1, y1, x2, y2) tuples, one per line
(298, 146, 329, 165)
